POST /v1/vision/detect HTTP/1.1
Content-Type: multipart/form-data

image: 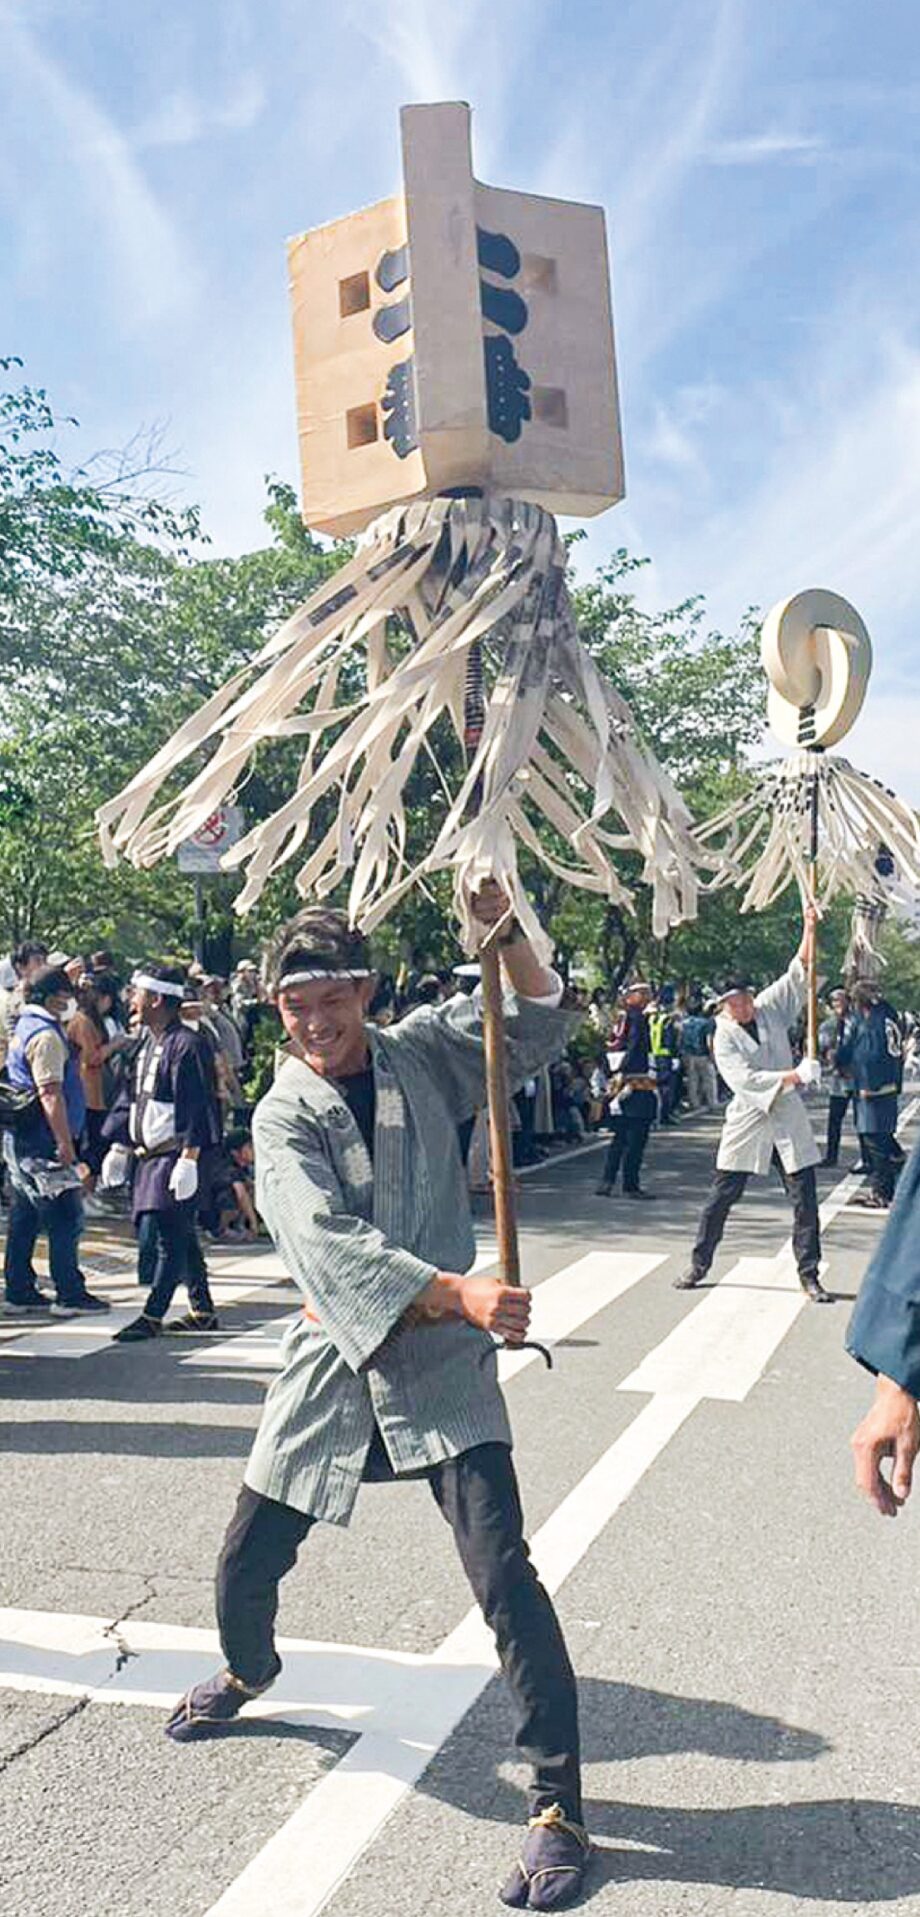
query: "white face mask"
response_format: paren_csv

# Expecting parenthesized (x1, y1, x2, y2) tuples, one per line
(62, 998, 77, 1022)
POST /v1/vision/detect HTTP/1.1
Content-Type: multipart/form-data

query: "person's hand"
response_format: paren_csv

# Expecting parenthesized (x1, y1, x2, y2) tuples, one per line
(852, 1375, 920, 1516)
(796, 1057, 822, 1089)
(471, 879, 513, 929)
(457, 1274, 532, 1344)
(168, 1156, 199, 1203)
(74, 1161, 93, 1186)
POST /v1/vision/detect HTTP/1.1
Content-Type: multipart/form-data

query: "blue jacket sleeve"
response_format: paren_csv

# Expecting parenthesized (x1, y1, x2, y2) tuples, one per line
(847, 1131, 920, 1396)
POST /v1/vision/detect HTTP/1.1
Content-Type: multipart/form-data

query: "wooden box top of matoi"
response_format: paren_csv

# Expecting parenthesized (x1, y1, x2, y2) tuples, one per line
(287, 100, 624, 536)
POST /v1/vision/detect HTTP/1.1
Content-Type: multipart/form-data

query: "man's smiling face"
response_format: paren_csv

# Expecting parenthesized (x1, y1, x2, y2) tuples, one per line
(277, 975, 374, 1078)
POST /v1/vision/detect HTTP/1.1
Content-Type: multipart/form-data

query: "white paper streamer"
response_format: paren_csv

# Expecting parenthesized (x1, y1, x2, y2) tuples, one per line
(98, 494, 710, 955)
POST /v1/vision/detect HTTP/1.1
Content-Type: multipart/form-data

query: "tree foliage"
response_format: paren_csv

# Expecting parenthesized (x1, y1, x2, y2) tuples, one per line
(3, 358, 916, 1003)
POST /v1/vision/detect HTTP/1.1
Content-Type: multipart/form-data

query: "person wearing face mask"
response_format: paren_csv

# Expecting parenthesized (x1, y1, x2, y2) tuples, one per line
(1, 966, 110, 1318)
(102, 963, 222, 1342)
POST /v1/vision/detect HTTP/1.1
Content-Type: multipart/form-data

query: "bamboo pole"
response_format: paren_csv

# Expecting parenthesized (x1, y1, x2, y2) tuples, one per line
(479, 931, 521, 1287)
(462, 633, 550, 1367)
(806, 751, 821, 1058)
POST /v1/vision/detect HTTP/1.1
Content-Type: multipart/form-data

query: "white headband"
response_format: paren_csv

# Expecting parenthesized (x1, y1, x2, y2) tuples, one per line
(279, 968, 371, 988)
(132, 972, 186, 1000)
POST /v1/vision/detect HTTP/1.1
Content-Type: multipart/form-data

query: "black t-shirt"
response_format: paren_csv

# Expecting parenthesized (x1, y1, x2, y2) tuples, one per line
(334, 1063, 376, 1158)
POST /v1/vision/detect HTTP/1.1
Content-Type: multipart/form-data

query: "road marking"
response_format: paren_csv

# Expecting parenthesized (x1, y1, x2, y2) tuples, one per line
(2, 1117, 912, 1913)
(184, 1248, 666, 1377)
(0, 1245, 294, 1361)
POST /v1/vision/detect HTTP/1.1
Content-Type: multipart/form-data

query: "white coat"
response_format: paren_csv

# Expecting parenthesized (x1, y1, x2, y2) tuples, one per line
(713, 956, 819, 1176)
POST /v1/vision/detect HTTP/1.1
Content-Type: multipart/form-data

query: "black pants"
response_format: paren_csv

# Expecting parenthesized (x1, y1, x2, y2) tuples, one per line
(860, 1131, 899, 1202)
(825, 1093, 855, 1166)
(601, 1090, 656, 1191)
(138, 1207, 214, 1321)
(216, 1443, 582, 1822)
(691, 1151, 821, 1282)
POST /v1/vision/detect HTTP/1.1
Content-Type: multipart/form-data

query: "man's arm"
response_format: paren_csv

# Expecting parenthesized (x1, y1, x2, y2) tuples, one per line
(256, 1104, 530, 1367)
(712, 1027, 802, 1111)
(37, 1083, 80, 1167)
(391, 885, 572, 1123)
(755, 905, 817, 1020)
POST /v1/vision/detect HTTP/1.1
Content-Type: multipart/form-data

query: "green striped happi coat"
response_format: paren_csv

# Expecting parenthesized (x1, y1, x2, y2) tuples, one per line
(245, 988, 576, 1523)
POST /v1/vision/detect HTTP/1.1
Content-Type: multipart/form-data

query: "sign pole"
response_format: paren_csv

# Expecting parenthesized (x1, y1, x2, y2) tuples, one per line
(193, 874, 206, 967)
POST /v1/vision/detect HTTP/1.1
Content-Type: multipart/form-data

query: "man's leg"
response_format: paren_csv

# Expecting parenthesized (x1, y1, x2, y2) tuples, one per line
(866, 1134, 897, 1203)
(824, 1095, 846, 1166)
(622, 1111, 654, 1193)
(775, 1160, 831, 1299)
(2, 1183, 44, 1308)
(216, 1485, 313, 1685)
(429, 1445, 590, 1908)
(429, 1444, 581, 1823)
(596, 1118, 625, 1193)
(182, 1216, 216, 1317)
(685, 1057, 702, 1110)
(115, 1209, 186, 1341)
(45, 1188, 89, 1306)
(675, 1168, 747, 1287)
(165, 1483, 312, 1741)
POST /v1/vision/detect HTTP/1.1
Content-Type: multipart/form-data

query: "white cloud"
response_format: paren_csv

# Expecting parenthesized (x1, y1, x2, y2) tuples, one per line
(703, 130, 825, 163)
(0, 10, 197, 326)
(133, 74, 266, 150)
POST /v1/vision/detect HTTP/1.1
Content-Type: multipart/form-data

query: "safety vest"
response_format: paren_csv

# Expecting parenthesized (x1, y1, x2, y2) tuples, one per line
(649, 1012, 674, 1059)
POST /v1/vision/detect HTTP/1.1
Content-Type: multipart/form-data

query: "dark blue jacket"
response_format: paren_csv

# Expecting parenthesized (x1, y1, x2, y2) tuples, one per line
(848, 1127, 920, 1395)
(6, 1007, 86, 1158)
(836, 1000, 902, 1133)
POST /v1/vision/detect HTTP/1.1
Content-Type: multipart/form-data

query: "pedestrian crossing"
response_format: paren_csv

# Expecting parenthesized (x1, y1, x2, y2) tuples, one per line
(0, 1224, 294, 1362)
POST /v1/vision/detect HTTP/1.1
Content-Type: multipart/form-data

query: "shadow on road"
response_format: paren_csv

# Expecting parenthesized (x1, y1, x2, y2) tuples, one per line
(424, 1673, 920, 1904)
(587, 1794, 920, 1903)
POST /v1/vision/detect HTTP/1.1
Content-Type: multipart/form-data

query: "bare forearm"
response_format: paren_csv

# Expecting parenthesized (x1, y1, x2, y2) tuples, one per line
(38, 1087, 75, 1162)
(500, 933, 557, 1000)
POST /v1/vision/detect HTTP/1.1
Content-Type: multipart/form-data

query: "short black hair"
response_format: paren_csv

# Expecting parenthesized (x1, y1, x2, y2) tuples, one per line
(13, 939, 48, 974)
(25, 965, 72, 1005)
(225, 1126, 252, 1155)
(267, 907, 371, 993)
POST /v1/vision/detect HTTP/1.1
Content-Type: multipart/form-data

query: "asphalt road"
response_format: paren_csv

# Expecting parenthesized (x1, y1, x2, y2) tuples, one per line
(2, 1095, 920, 1917)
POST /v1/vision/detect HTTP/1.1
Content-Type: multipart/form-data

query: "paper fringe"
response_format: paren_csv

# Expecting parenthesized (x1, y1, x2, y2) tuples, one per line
(97, 494, 709, 957)
(699, 751, 920, 914)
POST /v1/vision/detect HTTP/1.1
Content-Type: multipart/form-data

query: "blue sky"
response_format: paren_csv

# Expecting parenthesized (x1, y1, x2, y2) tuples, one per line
(2, 0, 919, 790)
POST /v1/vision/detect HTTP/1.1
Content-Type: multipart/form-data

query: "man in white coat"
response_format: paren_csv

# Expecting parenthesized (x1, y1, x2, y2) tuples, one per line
(674, 906, 833, 1303)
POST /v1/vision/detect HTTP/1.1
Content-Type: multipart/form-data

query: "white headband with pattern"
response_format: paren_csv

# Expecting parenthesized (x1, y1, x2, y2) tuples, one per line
(279, 968, 371, 987)
(132, 972, 186, 999)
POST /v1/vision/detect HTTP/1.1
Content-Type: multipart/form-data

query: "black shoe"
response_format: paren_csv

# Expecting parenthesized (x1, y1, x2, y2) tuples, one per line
(113, 1313, 162, 1343)
(499, 1805, 591, 1910)
(624, 1188, 658, 1200)
(819, 1156, 838, 1168)
(165, 1312, 220, 1334)
(848, 1161, 869, 1176)
(673, 1268, 705, 1289)
(54, 1291, 111, 1315)
(801, 1274, 835, 1303)
(165, 1656, 282, 1743)
(0, 1293, 52, 1319)
(594, 1184, 613, 1197)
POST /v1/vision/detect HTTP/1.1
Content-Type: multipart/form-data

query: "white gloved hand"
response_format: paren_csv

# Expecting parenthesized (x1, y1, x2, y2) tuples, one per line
(99, 1144, 130, 1189)
(796, 1057, 822, 1089)
(168, 1156, 199, 1202)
